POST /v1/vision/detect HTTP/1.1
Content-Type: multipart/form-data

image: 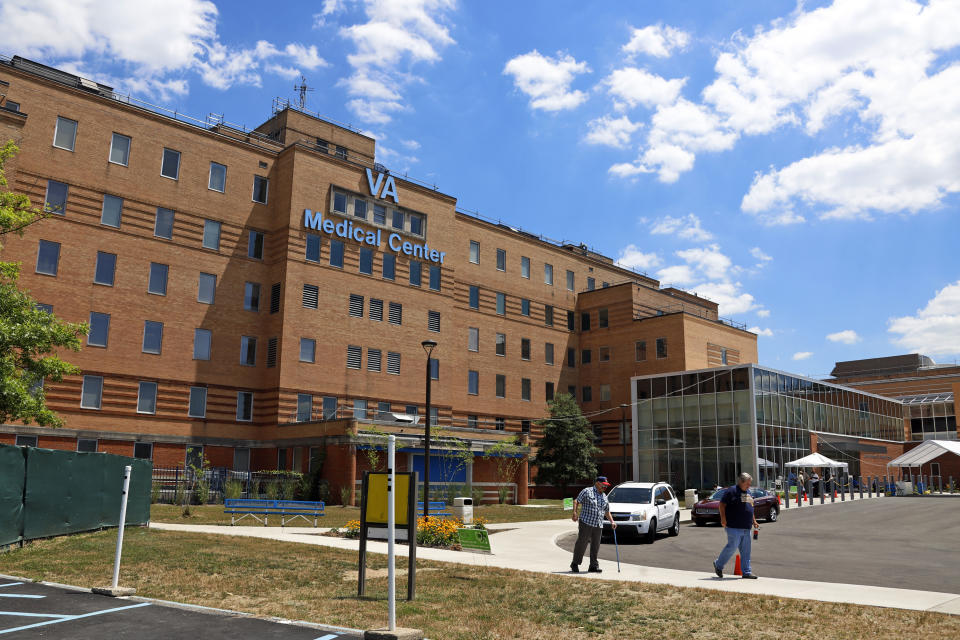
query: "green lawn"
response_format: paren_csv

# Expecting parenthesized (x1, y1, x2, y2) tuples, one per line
(1, 528, 956, 639)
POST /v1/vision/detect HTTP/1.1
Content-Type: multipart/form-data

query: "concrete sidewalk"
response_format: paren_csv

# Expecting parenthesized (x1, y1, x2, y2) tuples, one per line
(151, 508, 960, 616)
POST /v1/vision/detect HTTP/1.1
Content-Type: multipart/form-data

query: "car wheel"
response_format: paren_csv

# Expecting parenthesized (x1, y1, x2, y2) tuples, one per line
(669, 513, 680, 537)
(767, 507, 779, 523)
(644, 519, 657, 544)
(694, 518, 705, 527)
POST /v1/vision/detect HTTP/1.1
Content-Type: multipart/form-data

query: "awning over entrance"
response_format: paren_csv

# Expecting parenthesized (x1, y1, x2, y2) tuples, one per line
(757, 457, 778, 468)
(784, 452, 848, 469)
(886, 440, 960, 468)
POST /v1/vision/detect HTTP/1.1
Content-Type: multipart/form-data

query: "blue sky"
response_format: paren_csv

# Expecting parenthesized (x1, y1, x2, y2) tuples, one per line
(3, 0, 959, 377)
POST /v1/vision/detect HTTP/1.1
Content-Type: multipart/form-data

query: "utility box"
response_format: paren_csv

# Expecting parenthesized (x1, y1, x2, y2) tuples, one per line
(452, 496, 473, 524)
(685, 489, 698, 507)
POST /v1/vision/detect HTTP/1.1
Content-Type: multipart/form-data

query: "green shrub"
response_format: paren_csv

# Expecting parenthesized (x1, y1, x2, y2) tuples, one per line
(224, 479, 243, 500)
(339, 485, 352, 506)
(264, 481, 279, 500)
(471, 485, 485, 505)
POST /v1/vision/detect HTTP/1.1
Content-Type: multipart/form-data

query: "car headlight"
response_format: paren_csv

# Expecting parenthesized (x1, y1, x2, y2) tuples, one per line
(631, 511, 647, 521)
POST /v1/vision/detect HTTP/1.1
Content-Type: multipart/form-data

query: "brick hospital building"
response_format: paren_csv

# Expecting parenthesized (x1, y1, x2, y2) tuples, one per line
(0, 56, 757, 501)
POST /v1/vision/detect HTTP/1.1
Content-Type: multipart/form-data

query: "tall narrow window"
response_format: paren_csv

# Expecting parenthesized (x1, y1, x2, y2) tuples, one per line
(468, 370, 479, 395)
(382, 253, 395, 280)
(544, 263, 553, 285)
(587, 277, 595, 291)
(521, 299, 530, 316)
(53, 116, 77, 151)
(142, 321, 163, 354)
(468, 327, 479, 351)
(567, 310, 575, 331)
(581, 312, 591, 332)
(188, 387, 207, 418)
(240, 336, 257, 366)
(386, 351, 401, 375)
(154, 207, 174, 239)
(599, 308, 609, 328)
(496, 248, 506, 271)
(306, 234, 321, 262)
(94, 251, 116, 286)
(369, 298, 383, 321)
(635, 340, 647, 361)
(197, 273, 216, 304)
(302, 284, 319, 309)
(429, 358, 439, 380)
(354, 199, 367, 220)
(323, 396, 338, 419)
(109, 133, 130, 166)
(266, 337, 278, 368)
(566, 270, 574, 291)
(203, 220, 221, 250)
(100, 195, 123, 228)
(496, 374, 506, 398)
(44, 180, 68, 215)
(161, 148, 180, 179)
(469, 286, 479, 309)
(567, 348, 575, 368)
(521, 256, 530, 279)
(252, 175, 269, 204)
(521, 378, 531, 401)
(87, 312, 110, 347)
(656, 337, 667, 359)
(545, 342, 554, 365)
(544, 305, 554, 327)
(193, 328, 211, 360)
(81, 375, 103, 409)
(333, 192, 347, 213)
(429, 265, 441, 291)
(599, 346, 610, 362)
(495, 418, 505, 431)
(137, 382, 158, 414)
(521, 338, 531, 360)
(581, 349, 592, 365)
(359, 248, 373, 274)
(496, 333, 506, 356)
(388, 302, 402, 325)
(545, 382, 555, 401)
(346, 345, 362, 369)
(367, 348, 382, 372)
(409, 214, 423, 236)
(270, 283, 281, 313)
(496, 292, 505, 315)
(148, 263, 168, 295)
(297, 394, 313, 422)
(373, 204, 386, 225)
(349, 294, 364, 317)
(244, 282, 260, 311)
(208, 162, 227, 192)
(392, 210, 404, 230)
(248, 231, 264, 259)
(409, 260, 422, 286)
(237, 392, 253, 422)
(353, 399, 368, 419)
(583, 387, 593, 402)
(300, 338, 316, 362)
(35, 240, 60, 276)
(428, 310, 440, 332)
(329, 239, 344, 268)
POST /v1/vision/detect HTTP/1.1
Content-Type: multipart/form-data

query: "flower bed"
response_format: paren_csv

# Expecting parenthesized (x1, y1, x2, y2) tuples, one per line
(334, 517, 487, 550)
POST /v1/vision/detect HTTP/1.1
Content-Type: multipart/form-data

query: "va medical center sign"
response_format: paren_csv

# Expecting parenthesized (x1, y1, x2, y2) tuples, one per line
(303, 168, 446, 264)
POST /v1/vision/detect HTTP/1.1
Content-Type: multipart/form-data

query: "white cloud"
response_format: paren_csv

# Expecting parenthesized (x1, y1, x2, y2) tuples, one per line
(647, 243, 759, 316)
(750, 247, 772, 263)
(615, 244, 661, 272)
(608, 162, 653, 179)
(826, 329, 861, 345)
(604, 67, 686, 109)
(656, 265, 697, 286)
(756, 309, 771, 318)
(584, 115, 641, 148)
(749, 326, 774, 337)
(622, 24, 691, 59)
(339, 0, 456, 123)
(889, 280, 960, 356)
(503, 50, 591, 112)
(284, 43, 329, 70)
(400, 138, 421, 150)
(265, 64, 302, 80)
(793, 351, 813, 361)
(314, 0, 345, 27)
(690, 281, 757, 316)
(650, 214, 713, 242)
(675, 244, 734, 280)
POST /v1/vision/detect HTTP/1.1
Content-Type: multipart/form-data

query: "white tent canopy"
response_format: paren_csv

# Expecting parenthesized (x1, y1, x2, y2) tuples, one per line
(757, 457, 778, 468)
(886, 440, 960, 468)
(784, 452, 848, 470)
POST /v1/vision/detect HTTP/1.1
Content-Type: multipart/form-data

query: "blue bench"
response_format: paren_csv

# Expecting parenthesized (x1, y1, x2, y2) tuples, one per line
(224, 498, 325, 527)
(417, 501, 451, 517)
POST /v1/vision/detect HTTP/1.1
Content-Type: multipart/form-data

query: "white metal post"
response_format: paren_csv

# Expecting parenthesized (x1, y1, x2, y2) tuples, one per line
(111, 465, 132, 589)
(387, 435, 396, 631)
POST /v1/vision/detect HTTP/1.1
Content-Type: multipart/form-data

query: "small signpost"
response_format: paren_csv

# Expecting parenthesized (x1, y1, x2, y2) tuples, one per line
(357, 466, 418, 601)
(563, 497, 574, 511)
(457, 527, 491, 554)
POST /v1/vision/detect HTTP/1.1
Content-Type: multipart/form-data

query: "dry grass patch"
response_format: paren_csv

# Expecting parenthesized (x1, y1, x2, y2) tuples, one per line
(1, 528, 956, 639)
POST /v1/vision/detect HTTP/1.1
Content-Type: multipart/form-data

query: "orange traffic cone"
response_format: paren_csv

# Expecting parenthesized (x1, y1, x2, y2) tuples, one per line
(734, 554, 742, 576)
(834, 490, 838, 499)
(804, 492, 808, 502)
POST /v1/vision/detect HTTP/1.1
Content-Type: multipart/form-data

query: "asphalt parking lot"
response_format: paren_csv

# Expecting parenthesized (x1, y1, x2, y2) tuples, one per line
(0, 579, 360, 639)
(557, 497, 960, 593)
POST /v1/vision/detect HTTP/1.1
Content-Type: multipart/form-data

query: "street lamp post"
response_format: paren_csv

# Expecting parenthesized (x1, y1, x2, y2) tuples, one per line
(620, 404, 629, 483)
(421, 340, 437, 521)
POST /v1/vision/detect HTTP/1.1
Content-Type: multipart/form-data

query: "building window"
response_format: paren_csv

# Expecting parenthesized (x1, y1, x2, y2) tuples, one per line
(521, 420, 531, 434)
(521, 338, 531, 360)
(409, 260, 422, 286)
(188, 387, 207, 418)
(208, 162, 227, 192)
(581, 312, 591, 332)
(468, 327, 479, 351)
(330, 239, 344, 268)
(567, 348, 575, 368)
(302, 284, 319, 309)
(35, 303, 52, 314)
(469, 240, 480, 264)
(468, 370, 479, 395)
(544, 305, 554, 327)
(3, 101, 19, 113)
(316, 139, 329, 153)
(270, 283, 281, 313)
(323, 396, 338, 419)
(77, 438, 97, 452)
(300, 338, 316, 362)
(359, 248, 373, 274)
(545, 382, 555, 401)
(656, 337, 667, 359)
(428, 310, 440, 332)
(142, 321, 163, 354)
(382, 254, 395, 280)
(137, 381, 158, 414)
(248, 231, 264, 260)
(106, 133, 131, 167)
(44, 180, 68, 215)
(349, 294, 364, 317)
(193, 328, 211, 360)
(496, 374, 506, 398)
(154, 207, 174, 239)
(388, 302, 402, 325)
(469, 286, 479, 309)
(545, 342, 554, 365)
(496, 333, 506, 356)
(566, 270, 574, 291)
(567, 310, 575, 331)
(100, 194, 123, 227)
(369, 298, 383, 321)
(367, 348, 382, 372)
(354, 199, 367, 220)
(240, 336, 257, 366)
(252, 175, 269, 204)
(306, 234, 321, 262)
(35, 240, 60, 276)
(405, 404, 418, 418)
(203, 220, 221, 250)
(409, 214, 423, 236)
(386, 351, 401, 375)
(297, 394, 313, 422)
(244, 282, 261, 311)
(377, 401, 391, 419)
(568, 385, 576, 398)
(161, 148, 180, 180)
(496, 248, 506, 271)
(587, 277, 595, 291)
(373, 204, 386, 225)
(581, 349, 592, 365)
(600, 384, 611, 402)
(94, 251, 116, 286)
(521, 256, 530, 279)
(521, 299, 530, 316)
(429, 358, 439, 380)
(347, 345, 362, 369)
(133, 442, 153, 459)
(53, 116, 77, 151)
(582, 386, 593, 402)
(599, 308, 609, 328)
(333, 192, 347, 213)
(495, 417, 505, 431)
(599, 346, 610, 362)
(721, 347, 728, 365)
(81, 375, 103, 409)
(429, 265, 441, 291)
(87, 312, 110, 347)
(603, 282, 610, 288)
(544, 263, 553, 285)
(467, 415, 478, 429)
(237, 392, 254, 422)
(148, 263, 168, 295)
(521, 378, 531, 401)
(197, 273, 216, 304)
(266, 337, 278, 368)
(635, 341, 646, 361)
(496, 292, 505, 315)
(336, 145, 348, 160)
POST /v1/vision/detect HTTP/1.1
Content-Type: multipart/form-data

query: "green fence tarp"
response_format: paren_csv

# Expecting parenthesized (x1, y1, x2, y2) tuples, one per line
(0, 445, 26, 546)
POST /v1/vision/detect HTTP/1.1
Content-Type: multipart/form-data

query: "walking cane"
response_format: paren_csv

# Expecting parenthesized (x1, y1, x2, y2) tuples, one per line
(613, 526, 621, 573)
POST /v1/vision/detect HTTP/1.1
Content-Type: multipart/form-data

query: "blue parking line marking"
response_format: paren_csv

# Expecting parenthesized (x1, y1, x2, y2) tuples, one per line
(0, 584, 23, 589)
(314, 635, 339, 640)
(0, 602, 151, 635)
(0, 594, 44, 599)
(0, 612, 70, 618)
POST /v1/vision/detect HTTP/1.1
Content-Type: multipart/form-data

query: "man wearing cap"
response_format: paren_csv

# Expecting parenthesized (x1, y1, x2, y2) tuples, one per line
(570, 476, 617, 573)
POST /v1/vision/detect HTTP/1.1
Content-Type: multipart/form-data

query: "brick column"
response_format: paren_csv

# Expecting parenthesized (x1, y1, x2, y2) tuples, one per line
(517, 455, 529, 505)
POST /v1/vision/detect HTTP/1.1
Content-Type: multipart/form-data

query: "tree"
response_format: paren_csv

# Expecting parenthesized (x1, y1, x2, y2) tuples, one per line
(532, 392, 600, 497)
(486, 436, 526, 504)
(0, 140, 87, 428)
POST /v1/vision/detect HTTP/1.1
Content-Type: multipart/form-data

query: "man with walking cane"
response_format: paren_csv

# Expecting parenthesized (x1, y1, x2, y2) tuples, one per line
(713, 472, 760, 579)
(570, 476, 616, 573)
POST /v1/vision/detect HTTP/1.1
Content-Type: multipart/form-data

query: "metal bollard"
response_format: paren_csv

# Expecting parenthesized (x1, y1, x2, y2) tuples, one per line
(783, 486, 789, 508)
(950, 476, 955, 494)
(867, 476, 872, 498)
(796, 481, 801, 507)
(840, 475, 845, 501)
(820, 478, 825, 504)
(831, 478, 836, 502)
(859, 476, 863, 500)
(938, 475, 943, 494)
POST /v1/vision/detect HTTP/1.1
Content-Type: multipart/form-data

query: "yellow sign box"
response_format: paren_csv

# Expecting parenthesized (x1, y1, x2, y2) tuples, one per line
(365, 473, 411, 525)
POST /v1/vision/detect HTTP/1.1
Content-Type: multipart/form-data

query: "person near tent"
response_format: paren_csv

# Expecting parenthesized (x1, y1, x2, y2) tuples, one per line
(798, 471, 807, 495)
(810, 470, 820, 496)
(713, 472, 760, 580)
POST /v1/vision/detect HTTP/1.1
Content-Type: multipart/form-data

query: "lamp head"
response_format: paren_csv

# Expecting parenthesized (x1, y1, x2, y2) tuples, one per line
(421, 339, 438, 356)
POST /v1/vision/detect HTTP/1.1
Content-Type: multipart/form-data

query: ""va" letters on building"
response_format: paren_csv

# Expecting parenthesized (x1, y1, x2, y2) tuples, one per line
(365, 168, 399, 204)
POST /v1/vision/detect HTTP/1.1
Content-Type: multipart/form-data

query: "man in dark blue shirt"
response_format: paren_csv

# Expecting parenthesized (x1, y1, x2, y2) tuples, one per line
(713, 472, 760, 579)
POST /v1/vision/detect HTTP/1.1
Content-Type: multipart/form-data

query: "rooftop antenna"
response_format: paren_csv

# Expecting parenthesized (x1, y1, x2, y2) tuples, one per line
(295, 75, 314, 110)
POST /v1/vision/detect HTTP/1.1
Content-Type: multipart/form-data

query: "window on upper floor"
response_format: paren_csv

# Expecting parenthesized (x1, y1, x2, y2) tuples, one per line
(581, 312, 591, 332)
(566, 270, 574, 291)
(208, 162, 227, 192)
(429, 265, 441, 291)
(599, 308, 609, 328)
(567, 310, 575, 331)
(544, 305, 554, 327)
(202, 220, 221, 250)
(240, 336, 257, 366)
(382, 253, 395, 280)
(354, 199, 367, 220)
(154, 207, 174, 239)
(44, 180, 68, 215)
(244, 282, 260, 311)
(469, 285, 479, 309)
(87, 312, 110, 348)
(496, 374, 506, 398)
(544, 263, 553, 285)
(496, 248, 506, 271)
(373, 203, 386, 225)
(600, 385, 611, 402)
(567, 348, 575, 368)
(409, 260, 422, 286)
(100, 194, 123, 228)
(359, 247, 373, 275)
(545, 382, 555, 401)
(253, 175, 269, 204)
(53, 116, 77, 151)
(94, 251, 116, 286)
(137, 382, 158, 415)
(587, 277, 595, 291)
(109, 133, 130, 166)
(348, 293, 364, 317)
(300, 338, 316, 363)
(306, 234, 321, 262)
(197, 272, 216, 304)
(496, 292, 505, 315)
(545, 342, 554, 365)
(35, 240, 60, 276)
(193, 329, 211, 360)
(636, 340, 647, 361)
(237, 392, 254, 422)
(148, 262, 168, 295)
(161, 148, 180, 180)
(409, 214, 423, 236)
(369, 298, 383, 321)
(521, 378, 531, 401)
(521, 338, 530, 360)
(469, 240, 480, 264)
(81, 375, 103, 410)
(581, 349, 592, 365)
(468, 327, 479, 351)
(468, 370, 479, 395)
(599, 346, 610, 362)
(142, 321, 163, 354)
(188, 387, 207, 418)
(656, 337, 667, 359)
(333, 192, 347, 213)
(329, 239, 344, 268)
(496, 332, 506, 356)
(521, 299, 530, 316)
(388, 302, 402, 325)
(248, 231, 264, 260)
(521, 256, 530, 279)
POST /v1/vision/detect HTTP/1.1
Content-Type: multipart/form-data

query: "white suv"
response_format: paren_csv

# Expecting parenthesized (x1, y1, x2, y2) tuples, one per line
(603, 482, 680, 543)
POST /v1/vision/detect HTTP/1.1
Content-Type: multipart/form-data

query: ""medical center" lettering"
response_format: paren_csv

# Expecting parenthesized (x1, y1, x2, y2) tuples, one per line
(304, 210, 446, 264)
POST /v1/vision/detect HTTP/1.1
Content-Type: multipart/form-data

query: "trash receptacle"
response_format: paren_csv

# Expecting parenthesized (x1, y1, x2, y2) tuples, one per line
(452, 496, 473, 524)
(684, 489, 698, 508)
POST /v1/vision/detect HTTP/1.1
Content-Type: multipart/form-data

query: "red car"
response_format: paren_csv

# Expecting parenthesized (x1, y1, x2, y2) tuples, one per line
(691, 488, 780, 526)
